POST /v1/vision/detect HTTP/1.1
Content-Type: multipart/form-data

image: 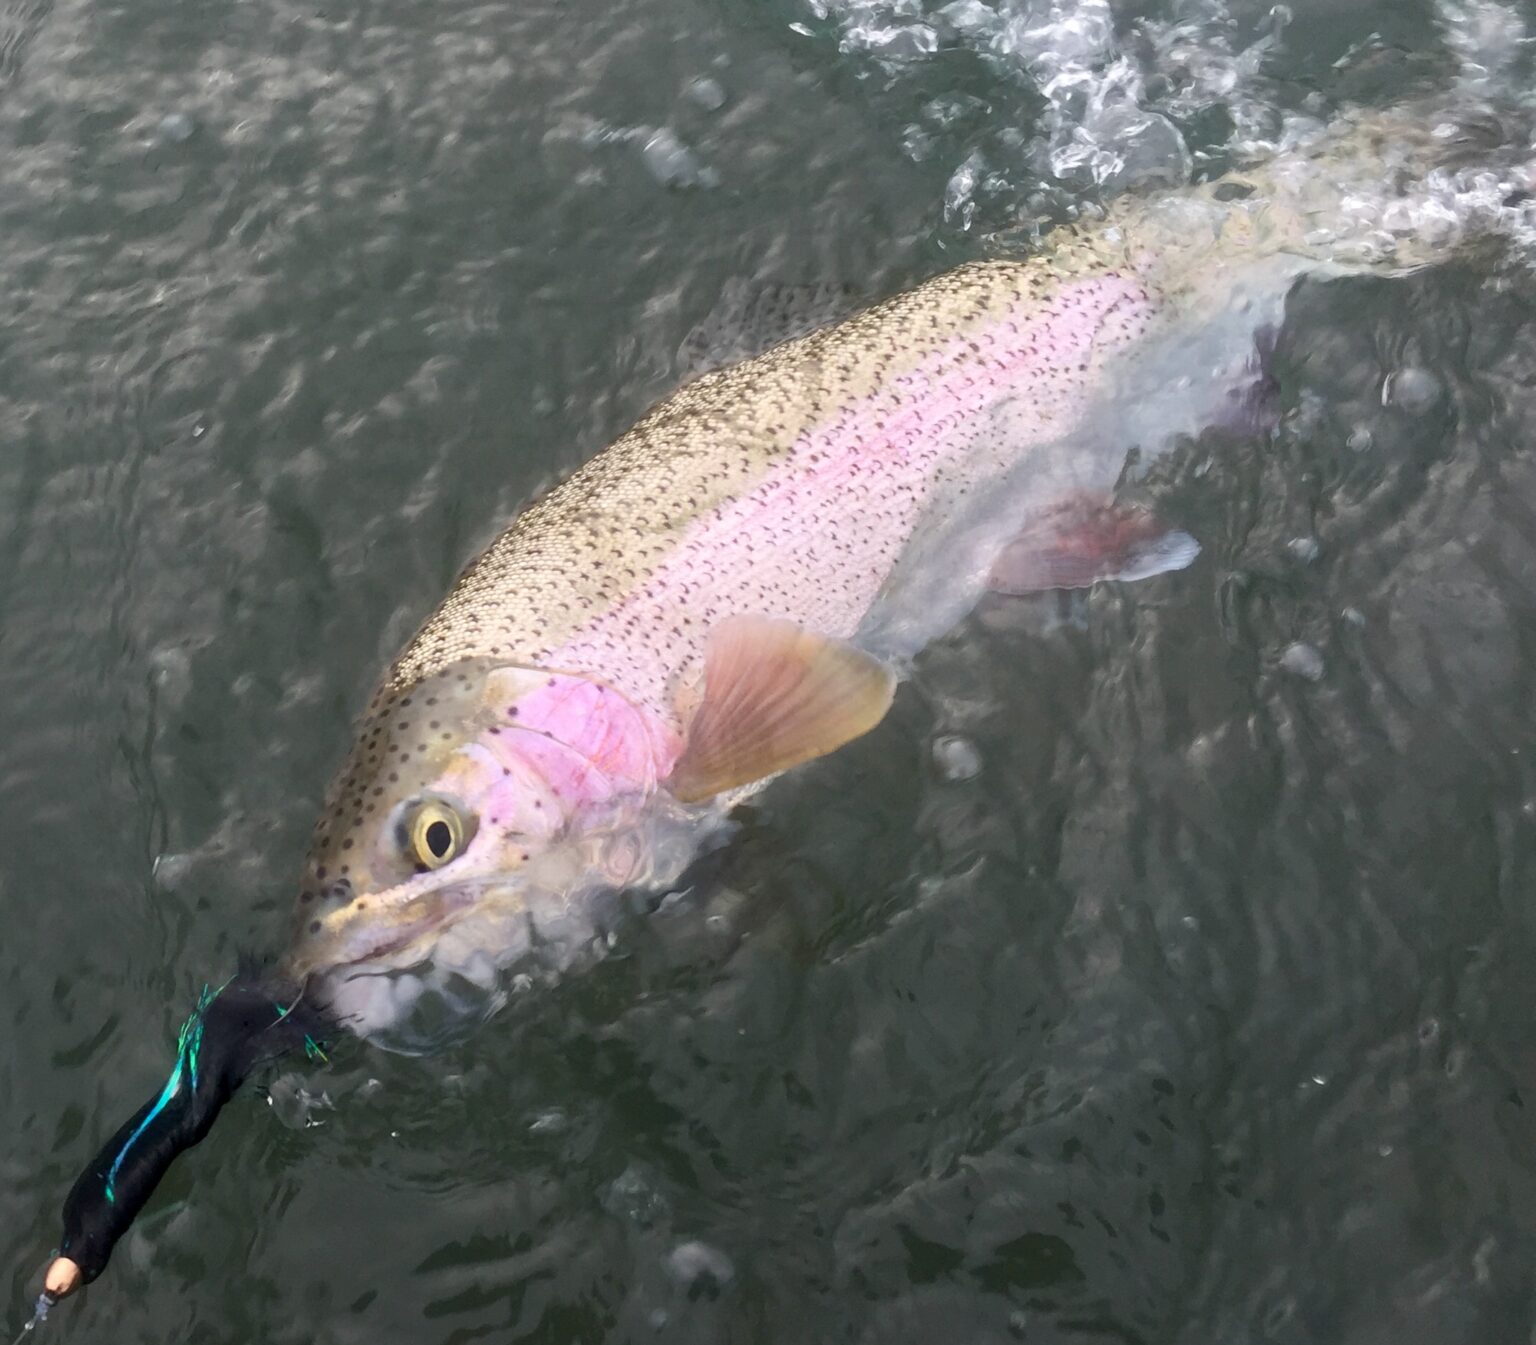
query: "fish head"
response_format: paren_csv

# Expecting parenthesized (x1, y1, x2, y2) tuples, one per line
(281, 659, 677, 987)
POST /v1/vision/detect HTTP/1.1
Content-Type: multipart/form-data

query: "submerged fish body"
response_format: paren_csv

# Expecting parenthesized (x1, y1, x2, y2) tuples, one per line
(282, 102, 1529, 1040)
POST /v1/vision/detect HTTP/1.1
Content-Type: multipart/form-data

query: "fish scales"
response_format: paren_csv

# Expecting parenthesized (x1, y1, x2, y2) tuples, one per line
(296, 256, 1152, 981)
(380, 258, 1091, 699)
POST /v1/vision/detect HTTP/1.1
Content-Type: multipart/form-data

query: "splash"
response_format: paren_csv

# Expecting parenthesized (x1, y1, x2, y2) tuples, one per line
(801, 0, 1536, 244)
(1439, 0, 1532, 95)
(801, 0, 1293, 232)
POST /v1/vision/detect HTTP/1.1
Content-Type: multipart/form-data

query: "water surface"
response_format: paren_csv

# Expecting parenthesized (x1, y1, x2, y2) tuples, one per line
(5, 0, 1536, 1340)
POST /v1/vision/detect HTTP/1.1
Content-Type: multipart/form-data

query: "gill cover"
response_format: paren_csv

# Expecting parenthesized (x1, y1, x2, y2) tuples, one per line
(284, 659, 530, 982)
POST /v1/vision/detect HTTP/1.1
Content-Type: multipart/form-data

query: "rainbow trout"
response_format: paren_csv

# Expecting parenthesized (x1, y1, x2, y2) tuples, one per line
(281, 103, 1521, 1036)
(41, 98, 1533, 1297)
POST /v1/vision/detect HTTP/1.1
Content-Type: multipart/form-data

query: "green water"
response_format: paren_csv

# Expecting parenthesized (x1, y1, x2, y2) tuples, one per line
(5, 0, 1536, 1338)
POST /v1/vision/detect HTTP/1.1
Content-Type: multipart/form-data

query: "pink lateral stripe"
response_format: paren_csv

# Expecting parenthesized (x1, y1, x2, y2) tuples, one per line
(548, 273, 1155, 725)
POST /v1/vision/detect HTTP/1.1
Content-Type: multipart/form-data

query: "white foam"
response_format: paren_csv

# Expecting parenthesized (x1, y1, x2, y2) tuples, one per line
(810, 0, 1536, 246)
(1439, 0, 1530, 94)
(812, 0, 1284, 232)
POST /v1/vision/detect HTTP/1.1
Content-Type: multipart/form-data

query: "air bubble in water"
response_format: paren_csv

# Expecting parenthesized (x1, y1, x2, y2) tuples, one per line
(901, 123, 935, 161)
(665, 1240, 735, 1295)
(1280, 642, 1325, 681)
(998, 0, 1114, 70)
(151, 852, 192, 890)
(933, 733, 982, 781)
(923, 91, 985, 130)
(156, 112, 196, 145)
(844, 21, 937, 61)
(604, 1164, 671, 1226)
(266, 1074, 334, 1130)
(943, 151, 984, 231)
(149, 643, 193, 701)
(685, 76, 726, 111)
(641, 129, 720, 189)
(936, 0, 995, 37)
(1382, 366, 1444, 414)
(1084, 105, 1192, 191)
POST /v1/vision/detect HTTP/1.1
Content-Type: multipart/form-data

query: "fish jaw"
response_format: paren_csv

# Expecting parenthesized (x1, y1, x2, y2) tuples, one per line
(284, 882, 480, 983)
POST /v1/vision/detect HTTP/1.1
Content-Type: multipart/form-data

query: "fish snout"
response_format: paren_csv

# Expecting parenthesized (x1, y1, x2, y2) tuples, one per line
(285, 884, 478, 981)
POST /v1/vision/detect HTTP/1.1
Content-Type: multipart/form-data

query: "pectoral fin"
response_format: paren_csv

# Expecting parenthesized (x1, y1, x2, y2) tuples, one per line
(667, 616, 896, 803)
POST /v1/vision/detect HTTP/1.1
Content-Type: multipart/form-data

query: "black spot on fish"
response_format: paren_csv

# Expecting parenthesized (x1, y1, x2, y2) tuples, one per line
(309, 921, 321, 934)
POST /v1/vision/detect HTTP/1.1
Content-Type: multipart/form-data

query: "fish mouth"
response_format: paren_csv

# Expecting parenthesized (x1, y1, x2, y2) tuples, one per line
(293, 882, 488, 982)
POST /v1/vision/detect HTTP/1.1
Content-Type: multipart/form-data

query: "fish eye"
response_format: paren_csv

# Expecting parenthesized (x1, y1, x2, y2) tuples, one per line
(405, 799, 469, 870)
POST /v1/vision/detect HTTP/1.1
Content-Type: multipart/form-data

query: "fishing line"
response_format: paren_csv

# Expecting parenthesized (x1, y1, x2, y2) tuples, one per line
(9, 1292, 54, 1345)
